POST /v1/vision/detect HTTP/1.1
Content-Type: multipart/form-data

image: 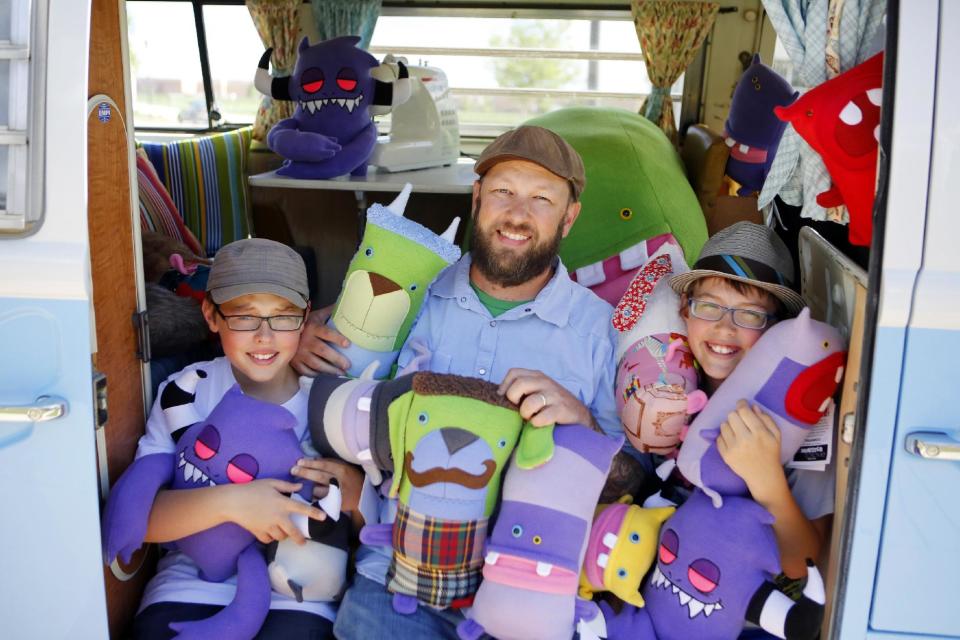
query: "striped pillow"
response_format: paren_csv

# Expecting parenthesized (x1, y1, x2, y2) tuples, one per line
(137, 148, 205, 257)
(140, 127, 253, 256)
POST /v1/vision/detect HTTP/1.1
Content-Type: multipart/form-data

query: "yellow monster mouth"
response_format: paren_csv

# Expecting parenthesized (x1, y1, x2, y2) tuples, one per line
(334, 270, 411, 351)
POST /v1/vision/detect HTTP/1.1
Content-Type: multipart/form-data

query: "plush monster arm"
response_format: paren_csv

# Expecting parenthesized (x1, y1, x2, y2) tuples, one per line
(168, 544, 271, 640)
(101, 452, 175, 564)
(358, 522, 393, 547)
(744, 560, 825, 640)
(267, 119, 341, 162)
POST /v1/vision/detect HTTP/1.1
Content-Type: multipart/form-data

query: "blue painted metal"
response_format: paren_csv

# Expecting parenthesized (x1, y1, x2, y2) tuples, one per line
(0, 299, 109, 638)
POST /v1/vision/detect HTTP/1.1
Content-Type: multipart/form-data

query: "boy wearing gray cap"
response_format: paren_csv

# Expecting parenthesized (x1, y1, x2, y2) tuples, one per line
(669, 222, 834, 581)
(131, 238, 342, 639)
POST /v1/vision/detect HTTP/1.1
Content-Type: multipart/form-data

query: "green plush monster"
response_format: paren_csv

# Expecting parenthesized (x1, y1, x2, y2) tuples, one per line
(329, 184, 461, 379)
(356, 372, 554, 613)
(524, 107, 707, 305)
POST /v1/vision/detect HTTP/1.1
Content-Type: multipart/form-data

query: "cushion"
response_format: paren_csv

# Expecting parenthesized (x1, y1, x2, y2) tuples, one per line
(680, 124, 730, 221)
(136, 149, 204, 257)
(139, 127, 253, 256)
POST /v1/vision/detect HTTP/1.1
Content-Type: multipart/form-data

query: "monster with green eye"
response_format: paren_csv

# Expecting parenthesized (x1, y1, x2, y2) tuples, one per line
(329, 183, 461, 379)
(523, 107, 708, 306)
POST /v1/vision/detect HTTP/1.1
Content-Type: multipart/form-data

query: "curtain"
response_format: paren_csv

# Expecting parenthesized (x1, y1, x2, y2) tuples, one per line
(247, 0, 300, 142)
(631, 0, 719, 144)
(758, 0, 886, 223)
(310, 0, 382, 48)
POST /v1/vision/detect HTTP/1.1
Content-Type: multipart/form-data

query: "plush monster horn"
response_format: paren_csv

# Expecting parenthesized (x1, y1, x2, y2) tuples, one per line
(370, 59, 412, 116)
(385, 183, 413, 216)
(440, 217, 461, 244)
(254, 48, 291, 101)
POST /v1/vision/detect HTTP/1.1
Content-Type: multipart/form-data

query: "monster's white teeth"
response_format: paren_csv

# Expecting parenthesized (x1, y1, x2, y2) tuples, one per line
(535, 562, 553, 577)
(209, 479, 217, 487)
(818, 397, 832, 413)
(602, 533, 618, 549)
(653, 566, 718, 619)
(182, 461, 194, 482)
(485, 551, 499, 565)
(200, 472, 209, 483)
(178, 453, 186, 468)
(725, 137, 735, 147)
(346, 99, 356, 113)
(337, 98, 345, 107)
(739, 144, 750, 154)
(867, 88, 882, 106)
(597, 553, 609, 568)
(840, 100, 863, 125)
(836, 366, 845, 383)
(306, 101, 317, 114)
(191, 465, 204, 483)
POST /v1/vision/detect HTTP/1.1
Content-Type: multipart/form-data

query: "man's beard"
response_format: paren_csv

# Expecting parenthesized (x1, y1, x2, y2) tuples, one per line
(470, 197, 565, 288)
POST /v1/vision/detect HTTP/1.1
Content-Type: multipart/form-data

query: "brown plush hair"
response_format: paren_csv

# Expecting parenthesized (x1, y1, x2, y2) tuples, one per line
(411, 372, 517, 410)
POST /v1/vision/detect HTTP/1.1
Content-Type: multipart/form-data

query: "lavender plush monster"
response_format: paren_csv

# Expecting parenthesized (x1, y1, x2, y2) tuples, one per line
(723, 54, 798, 195)
(254, 36, 412, 179)
(101, 377, 322, 640)
(328, 184, 461, 379)
(457, 426, 623, 640)
(598, 491, 825, 640)
(677, 309, 847, 508)
(612, 244, 706, 455)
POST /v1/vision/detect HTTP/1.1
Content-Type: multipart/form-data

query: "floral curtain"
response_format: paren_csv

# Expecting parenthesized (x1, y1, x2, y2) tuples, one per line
(758, 0, 886, 223)
(310, 0, 382, 48)
(631, 0, 719, 144)
(247, 0, 300, 142)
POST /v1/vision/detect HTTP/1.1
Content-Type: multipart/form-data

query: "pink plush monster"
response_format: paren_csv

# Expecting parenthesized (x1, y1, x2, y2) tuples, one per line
(677, 309, 846, 507)
(613, 244, 707, 455)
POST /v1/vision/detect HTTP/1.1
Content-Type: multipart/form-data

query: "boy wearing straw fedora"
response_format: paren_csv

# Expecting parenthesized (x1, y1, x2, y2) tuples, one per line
(669, 222, 833, 580)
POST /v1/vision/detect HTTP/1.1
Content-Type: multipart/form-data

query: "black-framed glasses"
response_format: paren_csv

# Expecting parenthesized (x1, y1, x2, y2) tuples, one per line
(688, 299, 774, 330)
(214, 305, 306, 332)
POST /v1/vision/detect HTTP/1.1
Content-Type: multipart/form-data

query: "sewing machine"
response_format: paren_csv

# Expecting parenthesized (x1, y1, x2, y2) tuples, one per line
(369, 60, 460, 172)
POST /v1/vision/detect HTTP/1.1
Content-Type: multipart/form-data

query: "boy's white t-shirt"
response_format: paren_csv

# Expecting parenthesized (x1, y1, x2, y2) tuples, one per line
(135, 357, 336, 622)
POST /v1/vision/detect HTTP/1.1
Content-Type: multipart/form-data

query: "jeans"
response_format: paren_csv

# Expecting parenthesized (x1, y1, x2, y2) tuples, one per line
(133, 602, 334, 640)
(333, 575, 468, 640)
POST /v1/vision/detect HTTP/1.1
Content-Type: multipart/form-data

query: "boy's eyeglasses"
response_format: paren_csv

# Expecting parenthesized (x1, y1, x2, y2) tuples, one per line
(688, 299, 773, 330)
(215, 305, 306, 332)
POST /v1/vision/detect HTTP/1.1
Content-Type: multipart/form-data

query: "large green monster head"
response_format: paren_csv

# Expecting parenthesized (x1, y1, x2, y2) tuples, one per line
(523, 107, 707, 286)
(386, 373, 527, 519)
(331, 185, 460, 378)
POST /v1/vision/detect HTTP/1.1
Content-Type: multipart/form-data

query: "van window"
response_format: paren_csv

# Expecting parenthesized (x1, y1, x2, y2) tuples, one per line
(370, 8, 670, 137)
(0, 0, 42, 236)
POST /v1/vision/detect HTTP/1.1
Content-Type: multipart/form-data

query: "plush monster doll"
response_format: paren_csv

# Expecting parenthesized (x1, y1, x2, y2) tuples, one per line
(579, 496, 675, 608)
(267, 479, 351, 603)
(775, 53, 884, 246)
(523, 107, 707, 305)
(599, 491, 825, 640)
(677, 309, 847, 507)
(254, 36, 413, 179)
(723, 54, 798, 196)
(328, 184, 461, 379)
(102, 379, 321, 640)
(310, 371, 549, 612)
(613, 244, 707, 455)
(457, 426, 623, 640)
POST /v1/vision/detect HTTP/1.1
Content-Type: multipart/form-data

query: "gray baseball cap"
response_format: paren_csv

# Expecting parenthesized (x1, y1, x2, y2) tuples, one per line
(206, 238, 309, 308)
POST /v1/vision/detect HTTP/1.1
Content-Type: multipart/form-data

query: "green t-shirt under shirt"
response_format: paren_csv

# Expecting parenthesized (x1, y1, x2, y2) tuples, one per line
(470, 282, 532, 318)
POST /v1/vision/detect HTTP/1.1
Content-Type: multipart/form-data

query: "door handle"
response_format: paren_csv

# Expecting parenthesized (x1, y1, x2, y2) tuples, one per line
(905, 431, 960, 461)
(0, 396, 68, 423)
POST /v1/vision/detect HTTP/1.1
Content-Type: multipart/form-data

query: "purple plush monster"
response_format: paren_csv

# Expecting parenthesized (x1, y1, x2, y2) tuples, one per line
(102, 380, 311, 640)
(677, 308, 846, 507)
(723, 54, 798, 195)
(599, 490, 825, 640)
(254, 36, 412, 179)
(457, 426, 623, 640)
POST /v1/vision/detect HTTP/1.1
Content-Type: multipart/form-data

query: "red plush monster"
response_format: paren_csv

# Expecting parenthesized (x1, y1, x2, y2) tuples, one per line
(774, 53, 883, 247)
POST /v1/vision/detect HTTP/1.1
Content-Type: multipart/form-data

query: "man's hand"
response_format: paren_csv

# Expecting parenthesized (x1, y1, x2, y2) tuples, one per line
(291, 457, 364, 513)
(223, 479, 327, 546)
(498, 368, 592, 428)
(716, 400, 789, 502)
(291, 305, 352, 377)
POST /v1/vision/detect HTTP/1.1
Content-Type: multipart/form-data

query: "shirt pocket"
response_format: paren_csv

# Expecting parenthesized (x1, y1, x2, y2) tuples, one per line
(430, 350, 454, 374)
(553, 376, 586, 404)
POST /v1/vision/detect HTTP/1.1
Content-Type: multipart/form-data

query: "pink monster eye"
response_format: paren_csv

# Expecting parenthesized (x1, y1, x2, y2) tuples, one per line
(193, 424, 220, 460)
(688, 558, 721, 594)
(300, 68, 325, 94)
(336, 68, 358, 91)
(226, 453, 259, 484)
(659, 528, 679, 565)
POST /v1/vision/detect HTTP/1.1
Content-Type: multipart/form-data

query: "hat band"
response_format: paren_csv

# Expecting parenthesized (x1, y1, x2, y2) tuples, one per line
(694, 254, 792, 288)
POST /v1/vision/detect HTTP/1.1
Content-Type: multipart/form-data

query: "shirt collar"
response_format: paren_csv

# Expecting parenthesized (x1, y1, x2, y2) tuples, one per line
(431, 253, 573, 327)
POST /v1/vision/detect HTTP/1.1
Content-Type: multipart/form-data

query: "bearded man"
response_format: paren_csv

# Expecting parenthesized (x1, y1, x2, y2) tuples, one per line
(292, 126, 643, 639)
